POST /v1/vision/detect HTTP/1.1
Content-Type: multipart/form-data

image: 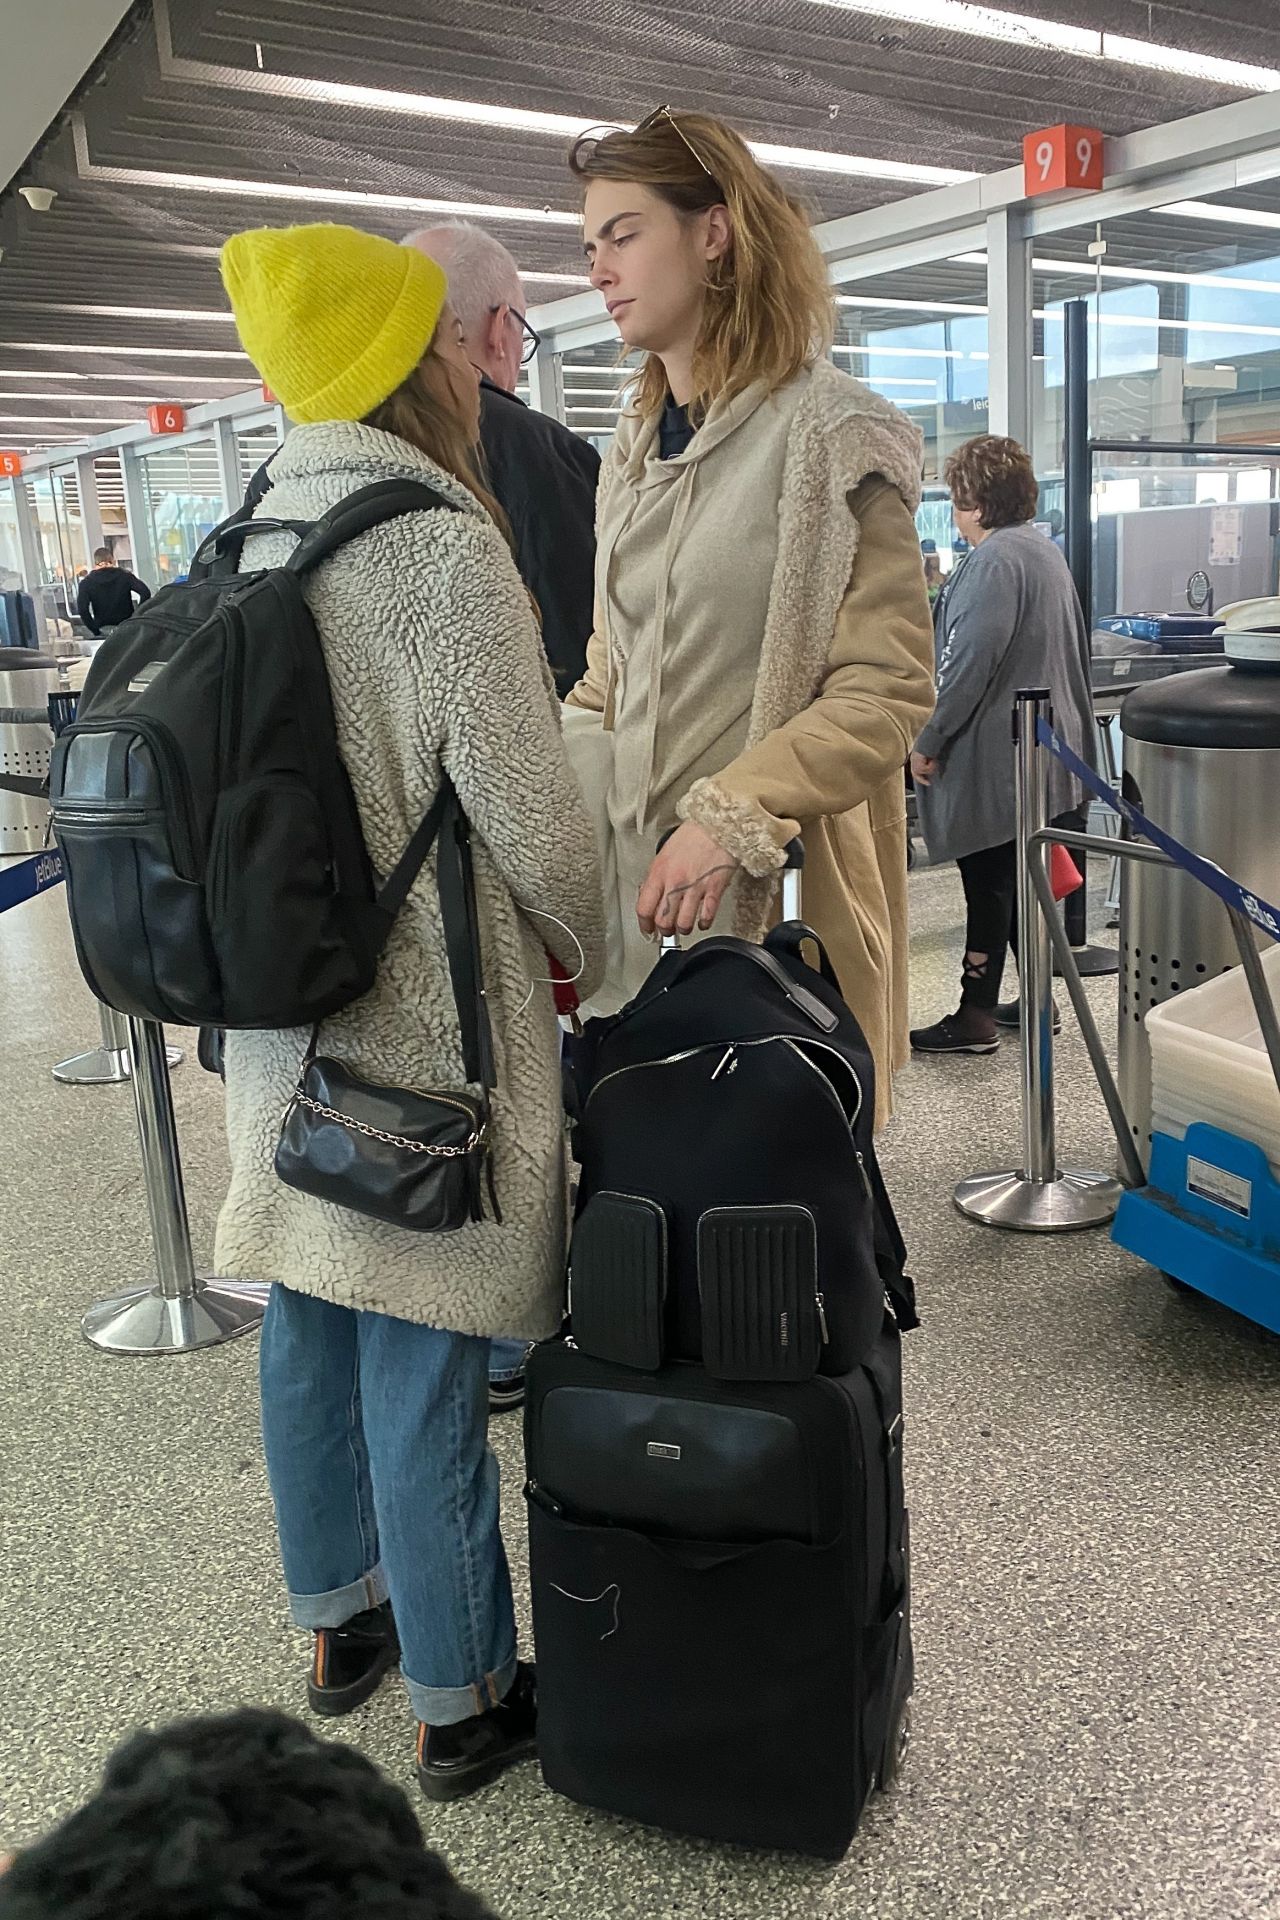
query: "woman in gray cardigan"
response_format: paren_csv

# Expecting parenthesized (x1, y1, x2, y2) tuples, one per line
(910, 436, 1094, 1055)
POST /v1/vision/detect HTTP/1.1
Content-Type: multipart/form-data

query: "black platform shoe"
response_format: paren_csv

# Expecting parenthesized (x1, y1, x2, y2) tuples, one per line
(307, 1602, 400, 1717)
(416, 1663, 538, 1802)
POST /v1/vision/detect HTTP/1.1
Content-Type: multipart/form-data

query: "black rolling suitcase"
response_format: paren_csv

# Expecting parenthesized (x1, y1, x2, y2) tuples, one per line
(526, 851, 917, 1857)
(525, 1330, 912, 1857)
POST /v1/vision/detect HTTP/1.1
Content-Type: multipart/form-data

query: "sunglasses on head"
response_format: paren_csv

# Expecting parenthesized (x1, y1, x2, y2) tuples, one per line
(635, 104, 717, 183)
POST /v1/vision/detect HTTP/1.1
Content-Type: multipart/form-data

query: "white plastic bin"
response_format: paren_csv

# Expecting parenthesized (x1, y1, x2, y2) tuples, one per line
(1147, 942, 1280, 1178)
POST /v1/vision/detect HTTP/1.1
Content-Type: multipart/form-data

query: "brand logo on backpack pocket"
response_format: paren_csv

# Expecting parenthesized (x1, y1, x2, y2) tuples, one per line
(646, 1442, 681, 1461)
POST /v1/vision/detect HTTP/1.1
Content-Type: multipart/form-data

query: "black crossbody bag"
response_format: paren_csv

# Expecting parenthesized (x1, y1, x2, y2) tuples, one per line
(275, 778, 501, 1233)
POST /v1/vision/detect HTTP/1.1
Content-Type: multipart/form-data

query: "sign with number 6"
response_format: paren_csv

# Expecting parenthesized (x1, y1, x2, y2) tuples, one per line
(147, 402, 187, 435)
(1023, 124, 1104, 198)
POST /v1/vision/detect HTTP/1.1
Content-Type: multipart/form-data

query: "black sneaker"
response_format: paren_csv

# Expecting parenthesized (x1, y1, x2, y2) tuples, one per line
(417, 1663, 538, 1803)
(910, 1011, 1000, 1056)
(994, 998, 1063, 1034)
(307, 1603, 400, 1718)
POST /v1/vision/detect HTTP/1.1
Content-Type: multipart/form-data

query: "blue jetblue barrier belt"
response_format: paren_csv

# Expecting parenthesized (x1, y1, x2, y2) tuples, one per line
(0, 849, 64, 914)
(1037, 717, 1280, 942)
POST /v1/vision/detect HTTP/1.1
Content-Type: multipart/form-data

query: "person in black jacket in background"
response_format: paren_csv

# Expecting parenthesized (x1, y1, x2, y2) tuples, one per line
(404, 224, 600, 699)
(76, 549, 151, 634)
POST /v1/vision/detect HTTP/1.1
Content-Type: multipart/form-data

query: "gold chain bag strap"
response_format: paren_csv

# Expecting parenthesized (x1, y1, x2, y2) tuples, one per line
(274, 779, 501, 1232)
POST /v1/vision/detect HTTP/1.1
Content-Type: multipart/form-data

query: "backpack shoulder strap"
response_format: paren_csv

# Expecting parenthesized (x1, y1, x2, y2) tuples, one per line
(189, 476, 459, 582)
(286, 480, 460, 575)
(371, 778, 495, 1091)
(189, 453, 293, 581)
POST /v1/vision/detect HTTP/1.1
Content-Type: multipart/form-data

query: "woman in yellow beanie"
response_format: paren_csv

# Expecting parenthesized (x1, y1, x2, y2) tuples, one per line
(214, 223, 604, 1801)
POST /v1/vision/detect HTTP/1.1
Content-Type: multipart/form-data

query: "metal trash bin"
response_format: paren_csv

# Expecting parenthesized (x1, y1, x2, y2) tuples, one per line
(1118, 662, 1280, 1167)
(0, 647, 60, 855)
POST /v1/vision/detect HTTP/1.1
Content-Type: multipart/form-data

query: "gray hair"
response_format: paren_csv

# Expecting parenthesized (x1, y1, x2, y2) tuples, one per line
(403, 222, 524, 342)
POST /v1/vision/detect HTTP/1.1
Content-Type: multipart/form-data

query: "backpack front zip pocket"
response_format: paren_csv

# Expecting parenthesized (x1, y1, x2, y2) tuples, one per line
(53, 713, 202, 880)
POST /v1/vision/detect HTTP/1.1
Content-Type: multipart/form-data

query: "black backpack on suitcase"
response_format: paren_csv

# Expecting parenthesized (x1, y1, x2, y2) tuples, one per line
(48, 481, 456, 1030)
(528, 917, 917, 1856)
(564, 921, 917, 1376)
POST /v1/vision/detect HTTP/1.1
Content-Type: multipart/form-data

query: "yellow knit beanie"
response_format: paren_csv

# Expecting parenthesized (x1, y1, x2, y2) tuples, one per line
(220, 223, 448, 424)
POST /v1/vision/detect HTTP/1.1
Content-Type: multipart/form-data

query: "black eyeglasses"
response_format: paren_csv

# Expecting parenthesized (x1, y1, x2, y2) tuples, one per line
(494, 306, 542, 366)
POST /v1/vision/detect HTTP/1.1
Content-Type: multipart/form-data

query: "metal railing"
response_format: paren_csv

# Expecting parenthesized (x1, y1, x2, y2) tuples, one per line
(954, 688, 1280, 1233)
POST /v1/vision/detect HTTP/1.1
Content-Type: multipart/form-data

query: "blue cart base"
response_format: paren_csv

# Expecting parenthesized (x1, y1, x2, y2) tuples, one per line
(1112, 1123, 1280, 1336)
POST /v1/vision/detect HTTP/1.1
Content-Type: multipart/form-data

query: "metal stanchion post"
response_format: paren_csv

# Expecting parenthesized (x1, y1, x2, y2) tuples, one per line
(54, 998, 183, 1085)
(82, 1016, 268, 1353)
(954, 691, 1125, 1231)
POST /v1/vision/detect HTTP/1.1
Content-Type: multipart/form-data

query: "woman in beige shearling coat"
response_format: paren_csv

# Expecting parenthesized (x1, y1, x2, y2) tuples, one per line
(565, 111, 935, 1123)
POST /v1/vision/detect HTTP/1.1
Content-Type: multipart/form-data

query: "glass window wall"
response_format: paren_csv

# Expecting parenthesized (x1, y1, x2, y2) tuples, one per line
(139, 438, 227, 586)
(24, 465, 89, 632)
(235, 420, 283, 496)
(1031, 172, 1280, 622)
(0, 482, 24, 589)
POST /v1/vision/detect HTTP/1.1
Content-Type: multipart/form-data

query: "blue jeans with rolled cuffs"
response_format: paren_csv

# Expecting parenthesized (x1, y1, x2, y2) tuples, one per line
(259, 1282, 516, 1726)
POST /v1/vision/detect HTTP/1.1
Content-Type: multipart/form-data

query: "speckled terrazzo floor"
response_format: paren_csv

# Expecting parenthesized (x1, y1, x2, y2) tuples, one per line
(2, 864, 1277, 1919)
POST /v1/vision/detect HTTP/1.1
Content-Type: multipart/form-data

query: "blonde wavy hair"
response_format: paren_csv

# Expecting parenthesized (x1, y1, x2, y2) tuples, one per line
(570, 109, 835, 424)
(362, 341, 510, 541)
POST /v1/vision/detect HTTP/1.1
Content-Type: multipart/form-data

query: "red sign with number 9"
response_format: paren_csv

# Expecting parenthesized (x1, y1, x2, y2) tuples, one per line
(1023, 124, 1104, 198)
(147, 403, 187, 434)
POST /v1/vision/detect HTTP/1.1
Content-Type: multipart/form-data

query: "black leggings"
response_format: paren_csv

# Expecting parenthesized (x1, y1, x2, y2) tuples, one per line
(955, 810, 1075, 1011)
(955, 839, 1019, 1010)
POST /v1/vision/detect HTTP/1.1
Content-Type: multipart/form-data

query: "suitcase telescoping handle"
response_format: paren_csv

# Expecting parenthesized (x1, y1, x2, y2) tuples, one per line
(655, 830, 804, 952)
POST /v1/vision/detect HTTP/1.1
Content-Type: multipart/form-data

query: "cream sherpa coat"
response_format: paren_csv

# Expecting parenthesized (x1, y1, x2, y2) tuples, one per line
(214, 422, 605, 1337)
(566, 359, 935, 1124)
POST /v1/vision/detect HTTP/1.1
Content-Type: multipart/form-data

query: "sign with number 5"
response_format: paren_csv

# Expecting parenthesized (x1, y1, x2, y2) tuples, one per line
(147, 402, 187, 434)
(1023, 124, 1104, 198)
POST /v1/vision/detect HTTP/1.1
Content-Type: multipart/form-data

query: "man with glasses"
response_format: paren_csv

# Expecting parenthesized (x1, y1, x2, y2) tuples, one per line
(404, 223, 600, 701)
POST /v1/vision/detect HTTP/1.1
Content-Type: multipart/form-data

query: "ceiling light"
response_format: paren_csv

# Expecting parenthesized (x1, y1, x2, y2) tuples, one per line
(73, 146, 580, 226)
(833, 343, 964, 360)
(0, 391, 232, 405)
(957, 248, 1280, 298)
(1103, 35, 1280, 92)
(520, 272, 593, 288)
(18, 185, 57, 211)
(837, 295, 986, 315)
(8, 342, 253, 360)
(746, 140, 966, 185)
(0, 413, 135, 425)
(0, 368, 253, 385)
(8, 301, 235, 323)
(1034, 307, 1280, 339)
(1163, 201, 1280, 231)
(147, 35, 973, 188)
(806, 2, 1280, 90)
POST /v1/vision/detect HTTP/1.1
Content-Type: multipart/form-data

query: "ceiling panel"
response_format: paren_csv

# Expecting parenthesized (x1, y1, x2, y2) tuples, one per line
(2, 0, 1280, 447)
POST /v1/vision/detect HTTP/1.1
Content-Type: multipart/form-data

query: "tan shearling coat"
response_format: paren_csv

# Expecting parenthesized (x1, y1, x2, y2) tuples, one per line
(566, 358, 935, 1124)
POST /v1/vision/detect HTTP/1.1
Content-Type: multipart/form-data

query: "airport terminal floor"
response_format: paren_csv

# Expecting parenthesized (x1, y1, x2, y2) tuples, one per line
(3, 860, 1276, 1920)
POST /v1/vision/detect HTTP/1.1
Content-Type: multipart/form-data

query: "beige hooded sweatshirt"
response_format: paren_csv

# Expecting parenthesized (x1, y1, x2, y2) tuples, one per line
(564, 357, 936, 1123)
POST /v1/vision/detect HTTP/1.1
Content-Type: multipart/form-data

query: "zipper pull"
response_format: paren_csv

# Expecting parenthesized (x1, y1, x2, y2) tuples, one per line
(711, 1045, 737, 1081)
(815, 1292, 830, 1344)
(855, 1149, 875, 1201)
